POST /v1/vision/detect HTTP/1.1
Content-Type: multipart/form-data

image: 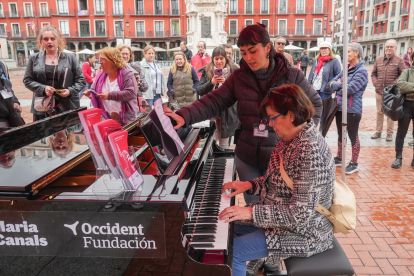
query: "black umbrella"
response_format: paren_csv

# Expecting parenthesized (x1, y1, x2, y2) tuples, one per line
(322, 97, 340, 137)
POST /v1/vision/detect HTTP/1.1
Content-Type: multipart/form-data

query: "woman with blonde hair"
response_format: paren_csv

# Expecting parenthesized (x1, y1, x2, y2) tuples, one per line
(166, 52, 199, 109)
(23, 25, 85, 121)
(83, 47, 139, 125)
(140, 45, 165, 106)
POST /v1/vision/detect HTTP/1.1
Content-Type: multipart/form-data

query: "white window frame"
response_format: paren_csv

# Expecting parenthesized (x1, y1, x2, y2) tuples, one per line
(229, 0, 237, 14)
(154, 0, 162, 14)
(278, 0, 287, 13)
(58, 20, 69, 35)
(93, 19, 106, 36)
(26, 23, 36, 37)
(113, 0, 123, 14)
(313, 19, 322, 34)
(78, 19, 91, 37)
(23, 2, 33, 17)
(56, 0, 69, 14)
(135, 0, 144, 14)
(11, 23, 20, 37)
(170, 0, 179, 15)
(113, 20, 123, 37)
(39, 2, 49, 16)
(170, 18, 180, 37)
(229, 19, 238, 35)
(78, 0, 89, 11)
(260, 18, 269, 31)
(154, 20, 164, 37)
(245, 0, 253, 14)
(0, 4, 3, 17)
(278, 19, 287, 35)
(295, 19, 305, 35)
(9, 3, 18, 17)
(314, 0, 323, 13)
(0, 23, 6, 36)
(135, 20, 145, 37)
(296, 0, 305, 13)
(94, 0, 105, 14)
(245, 19, 254, 26)
(260, 0, 269, 14)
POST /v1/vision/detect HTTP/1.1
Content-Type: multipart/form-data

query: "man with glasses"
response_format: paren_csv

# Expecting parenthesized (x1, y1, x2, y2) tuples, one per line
(275, 36, 294, 66)
(371, 39, 406, 142)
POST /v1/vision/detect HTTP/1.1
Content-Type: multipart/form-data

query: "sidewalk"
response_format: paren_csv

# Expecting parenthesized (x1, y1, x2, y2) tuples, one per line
(10, 65, 414, 275)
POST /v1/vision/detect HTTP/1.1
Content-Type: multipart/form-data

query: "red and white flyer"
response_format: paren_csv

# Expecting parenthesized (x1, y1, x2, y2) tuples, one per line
(78, 108, 106, 169)
(108, 130, 144, 190)
(93, 119, 123, 179)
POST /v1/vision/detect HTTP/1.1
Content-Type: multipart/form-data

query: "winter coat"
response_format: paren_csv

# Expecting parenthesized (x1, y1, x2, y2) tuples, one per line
(371, 54, 406, 95)
(140, 60, 165, 99)
(167, 67, 199, 108)
(197, 65, 240, 138)
(246, 121, 335, 263)
(397, 66, 414, 102)
(23, 51, 85, 115)
(128, 61, 149, 95)
(181, 48, 193, 63)
(330, 61, 368, 114)
(308, 57, 342, 99)
(403, 52, 412, 69)
(191, 53, 211, 80)
(0, 61, 20, 123)
(81, 62, 95, 84)
(299, 54, 309, 67)
(176, 53, 322, 169)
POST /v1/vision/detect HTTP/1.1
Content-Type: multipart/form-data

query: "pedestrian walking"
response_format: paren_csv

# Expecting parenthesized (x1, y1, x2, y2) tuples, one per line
(166, 52, 199, 110)
(299, 50, 309, 76)
(330, 43, 368, 174)
(371, 39, 406, 141)
(403, 47, 413, 69)
(364, 54, 369, 65)
(79, 54, 96, 99)
(197, 46, 239, 149)
(275, 36, 294, 66)
(180, 41, 193, 64)
(392, 53, 414, 169)
(140, 45, 165, 107)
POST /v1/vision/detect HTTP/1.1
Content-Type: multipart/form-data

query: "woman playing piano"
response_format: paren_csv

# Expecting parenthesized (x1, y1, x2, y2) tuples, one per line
(218, 84, 335, 275)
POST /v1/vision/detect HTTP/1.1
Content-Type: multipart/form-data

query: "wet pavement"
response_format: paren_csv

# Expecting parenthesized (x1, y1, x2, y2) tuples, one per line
(10, 64, 414, 275)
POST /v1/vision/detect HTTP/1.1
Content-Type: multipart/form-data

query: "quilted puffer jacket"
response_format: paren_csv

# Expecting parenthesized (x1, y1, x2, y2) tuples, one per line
(371, 54, 406, 95)
(330, 61, 368, 114)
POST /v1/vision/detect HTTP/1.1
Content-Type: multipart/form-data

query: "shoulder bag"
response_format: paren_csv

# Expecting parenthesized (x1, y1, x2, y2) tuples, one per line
(34, 64, 60, 112)
(382, 69, 410, 121)
(279, 153, 356, 234)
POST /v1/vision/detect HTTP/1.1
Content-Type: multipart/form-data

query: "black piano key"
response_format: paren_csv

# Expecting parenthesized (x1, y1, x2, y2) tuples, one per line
(192, 243, 214, 248)
(189, 235, 216, 242)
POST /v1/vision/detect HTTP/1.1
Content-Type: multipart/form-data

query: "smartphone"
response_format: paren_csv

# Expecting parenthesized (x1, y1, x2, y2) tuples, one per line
(89, 89, 98, 95)
(214, 68, 223, 77)
(54, 89, 64, 94)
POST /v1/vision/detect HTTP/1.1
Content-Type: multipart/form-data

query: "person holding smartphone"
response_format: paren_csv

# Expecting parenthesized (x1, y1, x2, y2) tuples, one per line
(196, 46, 239, 149)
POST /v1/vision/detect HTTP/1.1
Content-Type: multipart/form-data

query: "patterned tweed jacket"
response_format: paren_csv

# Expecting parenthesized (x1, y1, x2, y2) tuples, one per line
(245, 121, 335, 262)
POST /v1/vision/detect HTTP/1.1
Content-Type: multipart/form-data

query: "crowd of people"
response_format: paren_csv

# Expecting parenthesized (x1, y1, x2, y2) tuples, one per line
(1, 23, 414, 275)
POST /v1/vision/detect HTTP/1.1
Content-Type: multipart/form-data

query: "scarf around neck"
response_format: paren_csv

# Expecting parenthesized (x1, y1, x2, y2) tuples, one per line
(315, 56, 331, 76)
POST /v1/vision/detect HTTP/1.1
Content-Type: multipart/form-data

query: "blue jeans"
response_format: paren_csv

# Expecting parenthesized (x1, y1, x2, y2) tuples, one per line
(235, 155, 266, 204)
(146, 94, 162, 107)
(233, 224, 268, 276)
(79, 82, 92, 99)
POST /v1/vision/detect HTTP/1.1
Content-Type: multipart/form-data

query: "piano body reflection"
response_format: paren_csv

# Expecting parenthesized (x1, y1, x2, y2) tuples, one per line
(0, 108, 235, 276)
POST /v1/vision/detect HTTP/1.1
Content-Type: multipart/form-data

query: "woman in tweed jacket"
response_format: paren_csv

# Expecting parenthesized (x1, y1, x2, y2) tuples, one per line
(219, 84, 336, 276)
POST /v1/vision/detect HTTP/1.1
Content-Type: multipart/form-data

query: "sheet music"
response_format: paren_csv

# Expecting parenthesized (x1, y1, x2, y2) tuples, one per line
(149, 99, 184, 160)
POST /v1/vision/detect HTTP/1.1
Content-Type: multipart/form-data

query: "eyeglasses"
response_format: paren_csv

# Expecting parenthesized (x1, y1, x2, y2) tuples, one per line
(277, 42, 286, 46)
(385, 46, 395, 49)
(270, 114, 283, 124)
(121, 53, 130, 57)
(98, 57, 107, 63)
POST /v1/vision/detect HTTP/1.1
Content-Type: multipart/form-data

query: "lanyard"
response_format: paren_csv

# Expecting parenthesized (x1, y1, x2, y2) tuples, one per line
(147, 61, 158, 90)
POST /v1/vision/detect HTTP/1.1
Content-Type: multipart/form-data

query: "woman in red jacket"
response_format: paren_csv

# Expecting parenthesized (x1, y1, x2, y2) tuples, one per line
(79, 54, 96, 99)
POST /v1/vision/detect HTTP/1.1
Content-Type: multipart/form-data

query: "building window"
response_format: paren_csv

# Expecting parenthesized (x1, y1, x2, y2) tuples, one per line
(10, 3, 18, 17)
(40, 3, 48, 16)
(136, 21, 144, 37)
(25, 3, 33, 17)
(57, 0, 69, 14)
(261, 19, 269, 32)
(154, 0, 162, 14)
(0, 24, 6, 35)
(135, 0, 143, 14)
(95, 0, 104, 14)
(20, 149, 26, 156)
(230, 0, 237, 14)
(296, 19, 304, 35)
(246, 0, 253, 14)
(114, 0, 122, 14)
(171, 19, 180, 36)
(114, 21, 123, 37)
(381, 24, 384, 33)
(314, 19, 322, 34)
(0, 4, 3, 17)
(261, 0, 269, 13)
(279, 0, 287, 13)
(171, 0, 179, 15)
(59, 21, 69, 36)
(79, 21, 90, 37)
(95, 20, 105, 36)
(187, 18, 190, 32)
(155, 21, 163, 37)
(12, 24, 20, 36)
(390, 21, 394, 32)
(27, 23, 35, 36)
(400, 42, 405, 55)
(365, 27, 368, 35)
(279, 20, 287, 35)
(375, 25, 378, 33)
(314, 0, 323, 13)
(403, 19, 407, 29)
(78, 0, 88, 11)
(245, 19, 253, 26)
(297, 0, 305, 13)
(230, 20, 237, 34)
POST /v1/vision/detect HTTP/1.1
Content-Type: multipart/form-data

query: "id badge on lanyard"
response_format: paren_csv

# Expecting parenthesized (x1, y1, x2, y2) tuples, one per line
(253, 117, 269, 138)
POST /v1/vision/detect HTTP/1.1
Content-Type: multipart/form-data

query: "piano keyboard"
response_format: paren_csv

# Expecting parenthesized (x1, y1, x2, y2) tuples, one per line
(184, 157, 234, 251)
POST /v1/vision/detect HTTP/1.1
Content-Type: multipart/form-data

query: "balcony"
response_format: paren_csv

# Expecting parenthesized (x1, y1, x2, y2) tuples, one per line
(374, 0, 387, 6)
(366, 0, 370, 7)
(390, 10, 395, 17)
(129, 30, 177, 39)
(79, 30, 91, 37)
(278, 28, 287, 35)
(0, 11, 4, 18)
(294, 6, 306, 14)
(136, 31, 145, 37)
(112, 8, 123, 16)
(366, 18, 370, 23)
(349, 0, 354, 6)
(277, 6, 288, 14)
(127, 8, 178, 16)
(51, 8, 76, 16)
(357, 20, 364, 26)
(400, 7, 409, 16)
(312, 6, 326, 14)
(358, 3, 365, 10)
(35, 9, 51, 17)
(3, 11, 22, 18)
(372, 15, 377, 22)
(377, 13, 388, 22)
(78, 10, 89, 16)
(94, 10, 105, 16)
(23, 10, 34, 17)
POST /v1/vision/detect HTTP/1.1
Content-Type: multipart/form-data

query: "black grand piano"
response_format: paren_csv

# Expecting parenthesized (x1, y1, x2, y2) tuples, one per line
(0, 108, 235, 276)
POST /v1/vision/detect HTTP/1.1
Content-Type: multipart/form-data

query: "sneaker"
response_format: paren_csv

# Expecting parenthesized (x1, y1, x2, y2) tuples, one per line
(263, 259, 280, 272)
(386, 134, 393, 141)
(334, 157, 342, 167)
(371, 132, 381, 139)
(345, 162, 359, 174)
(246, 258, 265, 276)
(129, 202, 144, 210)
(103, 202, 121, 212)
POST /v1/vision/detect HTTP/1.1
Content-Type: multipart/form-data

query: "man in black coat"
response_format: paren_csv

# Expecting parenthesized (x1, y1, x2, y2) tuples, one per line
(180, 41, 193, 63)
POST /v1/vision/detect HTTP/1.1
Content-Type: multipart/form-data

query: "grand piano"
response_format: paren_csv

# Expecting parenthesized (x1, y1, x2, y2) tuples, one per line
(0, 108, 235, 276)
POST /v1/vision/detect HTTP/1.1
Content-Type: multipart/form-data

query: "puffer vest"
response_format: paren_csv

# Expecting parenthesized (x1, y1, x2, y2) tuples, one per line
(173, 68, 196, 108)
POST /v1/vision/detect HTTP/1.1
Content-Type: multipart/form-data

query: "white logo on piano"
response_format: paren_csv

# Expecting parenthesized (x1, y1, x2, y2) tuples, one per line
(64, 221, 79, 235)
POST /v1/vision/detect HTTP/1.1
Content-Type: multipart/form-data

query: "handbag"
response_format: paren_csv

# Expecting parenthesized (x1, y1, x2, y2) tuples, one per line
(382, 69, 410, 121)
(279, 153, 356, 234)
(34, 64, 59, 112)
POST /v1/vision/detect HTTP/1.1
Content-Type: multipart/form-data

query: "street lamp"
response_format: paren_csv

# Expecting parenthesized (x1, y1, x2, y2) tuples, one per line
(323, 14, 328, 41)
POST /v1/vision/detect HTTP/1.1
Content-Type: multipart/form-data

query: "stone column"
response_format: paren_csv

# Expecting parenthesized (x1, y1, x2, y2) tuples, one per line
(9, 42, 16, 61)
(22, 40, 29, 59)
(306, 40, 312, 49)
(106, 41, 112, 47)
(73, 42, 79, 60)
(90, 41, 96, 52)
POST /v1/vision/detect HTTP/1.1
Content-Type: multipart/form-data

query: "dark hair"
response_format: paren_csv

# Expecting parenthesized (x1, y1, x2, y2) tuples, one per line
(260, 84, 315, 126)
(237, 23, 277, 60)
(198, 41, 206, 49)
(87, 54, 95, 60)
(205, 46, 234, 79)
